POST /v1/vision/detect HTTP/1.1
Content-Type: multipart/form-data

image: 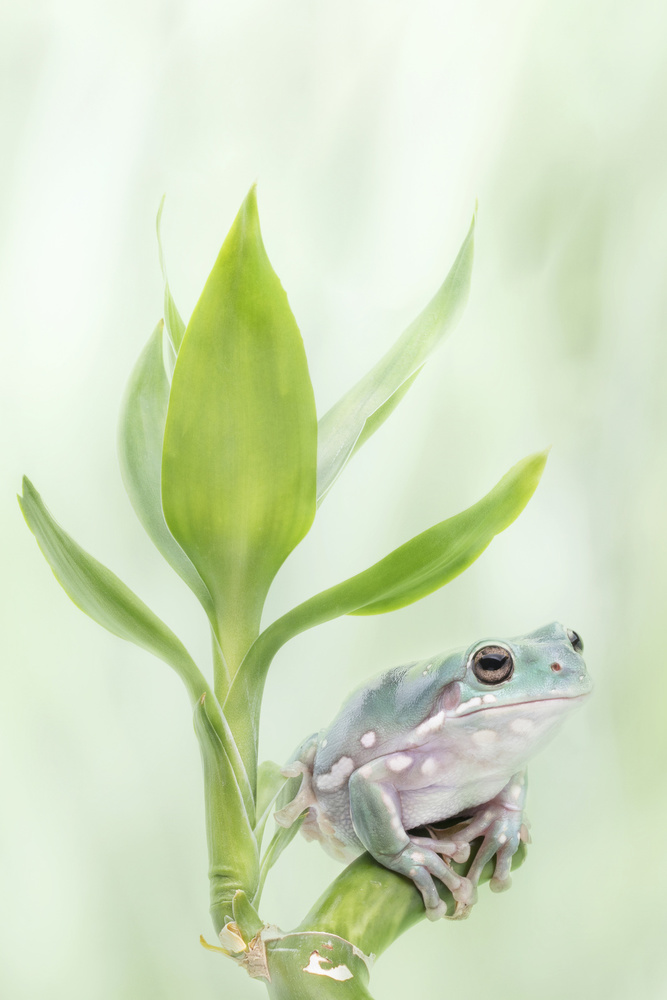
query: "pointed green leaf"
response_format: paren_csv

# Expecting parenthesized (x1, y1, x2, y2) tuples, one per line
(162, 186, 317, 670)
(255, 773, 307, 904)
(255, 759, 289, 845)
(156, 196, 186, 357)
(232, 890, 264, 942)
(350, 450, 546, 615)
(18, 477, 207, 703)
(194, 694, 259, 933)
(117, 321, 214, 618)
(307, 450, 546, 622)
(317, 211, 476, 503)
(225, 451, 547, 769)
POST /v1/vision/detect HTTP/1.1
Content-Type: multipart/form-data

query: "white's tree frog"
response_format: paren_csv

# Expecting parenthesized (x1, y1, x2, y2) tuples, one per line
(277, 622, 591, 919)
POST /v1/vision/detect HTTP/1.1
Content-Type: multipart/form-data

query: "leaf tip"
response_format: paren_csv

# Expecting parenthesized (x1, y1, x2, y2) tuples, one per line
(156, 194, 167, 240)
(17, 476, 36, 524)
(156, 196, 169, 280)
(20, 475, 36, 501)
(533, 446, 551, 471)
(240, 182, 260, 227)
(515, 448, 549, 496)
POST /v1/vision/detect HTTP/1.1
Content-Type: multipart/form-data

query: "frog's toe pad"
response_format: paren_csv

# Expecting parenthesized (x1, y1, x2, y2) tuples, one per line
(490, 874, 512, 893)
(453, 876, 476, 908)
(426, 900, 448, 921)
(451, 844, 471, 864)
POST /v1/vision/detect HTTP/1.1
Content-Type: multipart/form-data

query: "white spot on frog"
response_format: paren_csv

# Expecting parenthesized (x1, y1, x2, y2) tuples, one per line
(381, 788, 400, 813)
(415, 710, 445, 738)
(316, 756, 355, 790)
(455, 697, 482, 715)
(472, 729, 497, 746)
(387, 754, 413, 772)
(511, 718, 533, 735)
(321, 739, 328, 748)
(421, 757, 438, 777)
(359, 764, 373, 778)
(360, 731, 376, 748)
(303, 951, 353, 981)
(482, 693, 497, 703)
(498, 833, 507, 844)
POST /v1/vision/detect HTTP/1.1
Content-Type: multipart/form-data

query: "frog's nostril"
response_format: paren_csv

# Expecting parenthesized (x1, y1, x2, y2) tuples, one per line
(550, 662, 562, 672)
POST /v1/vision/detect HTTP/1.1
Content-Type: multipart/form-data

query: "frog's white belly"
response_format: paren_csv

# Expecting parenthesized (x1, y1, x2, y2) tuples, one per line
(395, 701, 570, 829)
(399, 774, 508, 830)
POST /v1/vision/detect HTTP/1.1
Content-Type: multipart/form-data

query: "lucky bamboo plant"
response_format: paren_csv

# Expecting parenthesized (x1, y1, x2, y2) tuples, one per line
(20, 186, 543, 998)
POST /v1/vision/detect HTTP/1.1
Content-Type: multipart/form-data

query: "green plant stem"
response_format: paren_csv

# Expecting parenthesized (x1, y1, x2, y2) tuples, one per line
(261, 842, 526, 999)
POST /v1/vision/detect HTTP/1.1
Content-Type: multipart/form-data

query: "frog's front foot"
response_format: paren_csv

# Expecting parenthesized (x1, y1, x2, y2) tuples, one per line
(382, 843, 476, 921)
(454, 771, 529, 895)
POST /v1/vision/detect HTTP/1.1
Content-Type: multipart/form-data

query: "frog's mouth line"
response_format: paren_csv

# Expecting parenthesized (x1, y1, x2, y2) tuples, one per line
(455, 691, 592, 718)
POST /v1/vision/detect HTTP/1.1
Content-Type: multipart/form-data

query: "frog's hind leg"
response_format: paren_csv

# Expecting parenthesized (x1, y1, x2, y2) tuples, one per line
(348, 756, 476, 921)
(449, 769, 530, 902)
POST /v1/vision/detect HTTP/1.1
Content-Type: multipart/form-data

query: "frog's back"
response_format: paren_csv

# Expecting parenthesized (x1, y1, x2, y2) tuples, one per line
(313, 653, 461, 772)
(299, 653, 462, 853)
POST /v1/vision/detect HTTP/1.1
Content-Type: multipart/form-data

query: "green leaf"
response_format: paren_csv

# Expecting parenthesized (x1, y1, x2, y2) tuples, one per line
(255, 760, 289, 846)
(18, 477, 208, 704)
(317, 210, 476, 503)
(194, 693, 259, 934)
(304, 450, 547, 622)
(162, 185, 317, 671)
(156, 196, 186, 358)
(117, 320, 214, 619)
(232, 890, 264, 942)
(306, 447, 544, 622)
(255, 773, 307, 905)
(350, 450, 547, 615)
(225, 451, 547, 769)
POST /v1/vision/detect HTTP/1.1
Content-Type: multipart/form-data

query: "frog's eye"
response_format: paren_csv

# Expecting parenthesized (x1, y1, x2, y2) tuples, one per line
(566, 628, 584, 653)
(471, 645, 514, 685)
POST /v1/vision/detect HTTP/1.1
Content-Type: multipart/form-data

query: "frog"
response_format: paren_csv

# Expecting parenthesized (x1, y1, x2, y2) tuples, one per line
(275, 621, 591, 920)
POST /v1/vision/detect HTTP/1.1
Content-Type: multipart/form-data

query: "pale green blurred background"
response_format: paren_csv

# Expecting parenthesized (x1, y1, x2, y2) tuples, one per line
(2, 1, 666, 997)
